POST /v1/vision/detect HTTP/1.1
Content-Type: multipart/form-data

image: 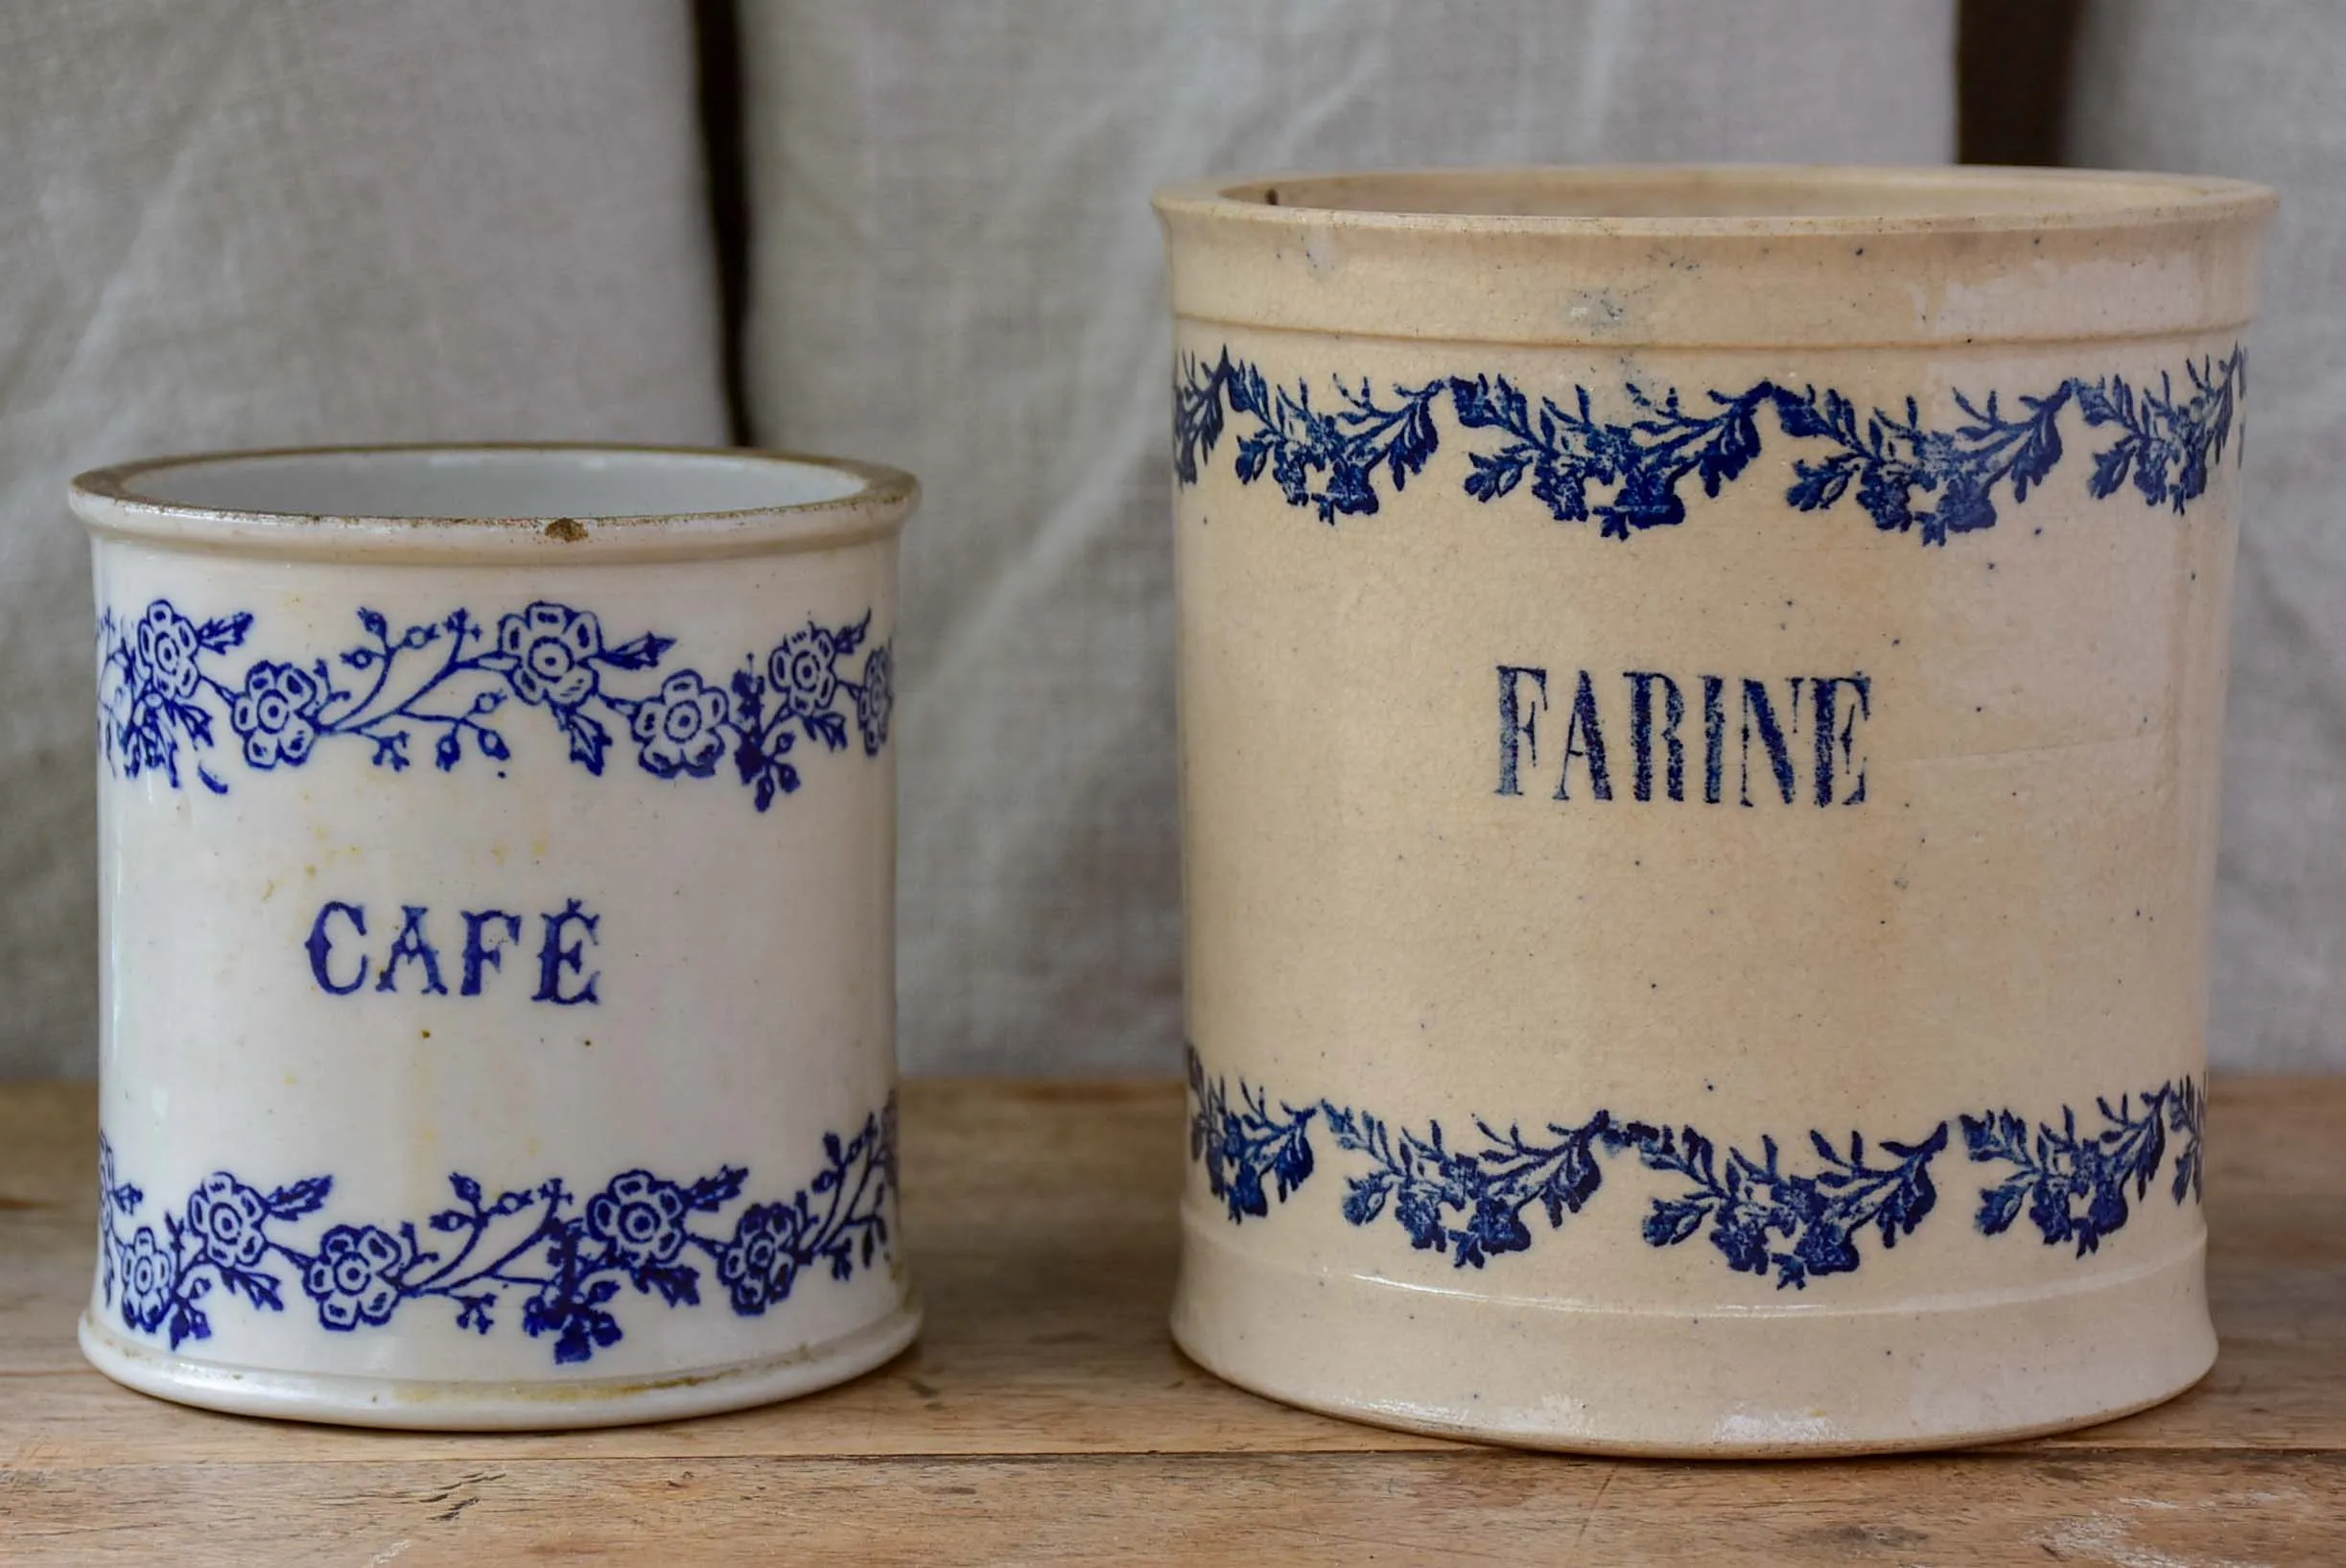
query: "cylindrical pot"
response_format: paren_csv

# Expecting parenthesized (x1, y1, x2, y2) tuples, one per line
(1157, 167, 2274, 1455)
(74, 445, 916, 1428)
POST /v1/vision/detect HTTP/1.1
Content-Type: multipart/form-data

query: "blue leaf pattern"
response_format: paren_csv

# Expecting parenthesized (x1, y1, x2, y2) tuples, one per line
(1174, 347, 2245, 543)
(1185, 1048, 2205, 1287)
(1186, 1048, 1316, 1222)
(1960, 1082, 2206, 1257)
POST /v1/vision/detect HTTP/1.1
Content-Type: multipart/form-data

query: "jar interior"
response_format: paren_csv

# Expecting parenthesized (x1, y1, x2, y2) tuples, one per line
(119, 447, 868, 521)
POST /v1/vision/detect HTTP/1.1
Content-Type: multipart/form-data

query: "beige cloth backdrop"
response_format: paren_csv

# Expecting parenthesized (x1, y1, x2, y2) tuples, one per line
(739, 0, 1959, 1074)
(2068, 1, 2346, 1072)
(9, 2, 2343, 1078)
(0, 1, 726, 1077)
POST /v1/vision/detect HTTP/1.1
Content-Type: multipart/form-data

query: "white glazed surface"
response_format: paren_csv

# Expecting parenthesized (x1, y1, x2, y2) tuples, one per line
(1158, 167, 2272, 1454)
(75, 447, 916, 1428)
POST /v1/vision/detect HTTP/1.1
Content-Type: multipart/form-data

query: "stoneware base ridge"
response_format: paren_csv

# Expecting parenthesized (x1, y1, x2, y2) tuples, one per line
(79, 1301, 921, 1431)
(1173, 1218, 2214, 1457)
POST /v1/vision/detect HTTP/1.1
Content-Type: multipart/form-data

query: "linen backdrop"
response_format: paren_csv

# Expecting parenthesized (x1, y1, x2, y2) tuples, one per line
(739, 0, 1959, 1074)
(2067, 0, 2346, 1073)
(0, 0, 728, 1080)
(6, 0, 2340, 1076)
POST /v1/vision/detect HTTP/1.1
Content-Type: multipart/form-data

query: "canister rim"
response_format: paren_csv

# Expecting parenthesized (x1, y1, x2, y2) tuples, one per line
(72, 443, 918, 562)
(1152, 164, 2277, 238)
(1154, 165, 2273, 347)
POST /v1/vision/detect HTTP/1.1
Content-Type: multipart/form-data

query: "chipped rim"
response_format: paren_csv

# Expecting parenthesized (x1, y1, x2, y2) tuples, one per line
(71, 442, 918, 563)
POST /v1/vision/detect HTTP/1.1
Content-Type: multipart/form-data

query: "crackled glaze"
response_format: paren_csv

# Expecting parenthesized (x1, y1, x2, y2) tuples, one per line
(73, 445, 919, 1428)
(1157, 167, 2274, 1455)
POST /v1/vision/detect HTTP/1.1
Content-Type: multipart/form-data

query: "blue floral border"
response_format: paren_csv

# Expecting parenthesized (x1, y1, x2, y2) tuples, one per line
(1173, 346, 2246, 540)
(96, 1101, 897, 1364)
(96, 597, 894, 808)
(1186, 1049, 2203, 1288)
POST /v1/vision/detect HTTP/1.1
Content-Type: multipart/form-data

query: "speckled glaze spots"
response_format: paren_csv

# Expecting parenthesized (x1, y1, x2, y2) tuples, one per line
(1157, 166, 2273, 1455)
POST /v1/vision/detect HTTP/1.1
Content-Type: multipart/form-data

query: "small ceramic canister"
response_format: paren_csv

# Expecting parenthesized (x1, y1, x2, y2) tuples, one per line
(1158, 167, 2274, 1455)
(73, 445, 916, 1428)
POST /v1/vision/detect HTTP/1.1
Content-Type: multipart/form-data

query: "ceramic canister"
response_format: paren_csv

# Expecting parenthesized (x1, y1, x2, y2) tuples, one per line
(73, 446, 915, 1428)
(1157, 167, 2275, 1454)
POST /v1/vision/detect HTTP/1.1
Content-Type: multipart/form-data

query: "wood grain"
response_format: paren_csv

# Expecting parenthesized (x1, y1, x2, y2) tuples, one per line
(8, 1453, 2342, 1567)
(3, 1077, 2342, 1564)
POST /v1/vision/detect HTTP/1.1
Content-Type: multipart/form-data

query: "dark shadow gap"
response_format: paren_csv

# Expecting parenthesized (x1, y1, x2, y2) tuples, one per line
(1959, 0, 2081, 167)
(693, 0, 752, 446)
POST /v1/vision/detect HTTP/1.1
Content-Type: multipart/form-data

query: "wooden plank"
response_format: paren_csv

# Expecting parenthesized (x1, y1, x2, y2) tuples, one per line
(0, 1081, 1456, 1464)
(1, 1077, 2340, 1475)
(2032, 1076, 2346, 1452)
(5, 1452, 2340, 1567)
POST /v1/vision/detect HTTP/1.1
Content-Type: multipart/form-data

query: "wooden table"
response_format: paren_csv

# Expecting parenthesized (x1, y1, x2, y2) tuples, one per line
(4, 1079, 2341, 1565)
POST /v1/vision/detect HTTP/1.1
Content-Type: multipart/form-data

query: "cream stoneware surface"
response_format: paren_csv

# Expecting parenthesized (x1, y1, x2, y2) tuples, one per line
(1157, 167, 2275, 1456)
(72, 446, 916, 1428)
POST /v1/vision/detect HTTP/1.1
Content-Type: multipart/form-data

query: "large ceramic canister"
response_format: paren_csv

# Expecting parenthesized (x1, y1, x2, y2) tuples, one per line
(1157, 168, 2274, 1454)
(74, 446, 916, 1427)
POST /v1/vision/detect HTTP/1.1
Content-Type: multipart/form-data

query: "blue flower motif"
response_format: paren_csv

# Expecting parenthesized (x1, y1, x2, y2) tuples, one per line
(1962, 1091, 2183, 1256)
(768, 625, 839, 719)
(1706, 1205, 1774, 1275)
(227, 661, 326, 770)
(856, 644, 894, 757)
(100, 598, 882, 807)
(1787, 1208, 1863, 1279)
(119, 1226, 176, 1332)
(1463, 1190, 1534, 1265)
(1175, 347, 2246, 543)
(2016, 1152, 2125, 1249)
(184, 1172, 271, 1271)
(1187, 1049, 2205, 1288)
(498, 601, 603, 709)
(131, 602, 203, 702)
(1186, 1052, 1315, 1224)
(716, 1202, 805, 1315)
(304, 1225, 409, 1329)
(629, 669, 733, 778)
(99, 1111, 897, 1365)
(1391, 1182, 1445, 1252)
(586, 1171, 690, 1269)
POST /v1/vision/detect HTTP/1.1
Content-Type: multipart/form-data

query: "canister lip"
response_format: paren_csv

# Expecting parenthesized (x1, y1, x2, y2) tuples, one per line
(1152, 164, 2278, 237)
(72, 443, 918, 562)
(1155, 165, 2273, 347)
